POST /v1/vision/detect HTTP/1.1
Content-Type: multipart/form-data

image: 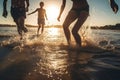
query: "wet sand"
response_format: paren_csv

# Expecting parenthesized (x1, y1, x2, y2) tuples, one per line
(0, 41, 120, 80)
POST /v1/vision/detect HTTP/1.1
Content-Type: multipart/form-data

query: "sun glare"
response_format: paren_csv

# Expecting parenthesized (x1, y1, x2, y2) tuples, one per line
(46, 5, 59, 25)
(48, 28, 59, 36)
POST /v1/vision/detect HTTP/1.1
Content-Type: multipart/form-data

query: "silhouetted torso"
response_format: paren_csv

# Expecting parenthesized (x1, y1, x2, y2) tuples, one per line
(11, 0, 26, 7)
(37, 8, 46, 19)
(72, 0, 89, 9)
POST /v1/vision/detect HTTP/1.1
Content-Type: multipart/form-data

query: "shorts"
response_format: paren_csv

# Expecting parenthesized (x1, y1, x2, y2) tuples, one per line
(11, 7, 26, 21)
(71, 6, 89, 15)
(38, 18, 45, 25)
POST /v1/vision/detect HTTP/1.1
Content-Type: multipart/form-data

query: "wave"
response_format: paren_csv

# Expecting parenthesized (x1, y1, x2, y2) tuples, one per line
(0, 34, 120, 54)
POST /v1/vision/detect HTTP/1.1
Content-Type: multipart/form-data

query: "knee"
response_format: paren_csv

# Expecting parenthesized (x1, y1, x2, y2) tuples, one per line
(63, 23, 69, 31)
(72, 29, 78, 35)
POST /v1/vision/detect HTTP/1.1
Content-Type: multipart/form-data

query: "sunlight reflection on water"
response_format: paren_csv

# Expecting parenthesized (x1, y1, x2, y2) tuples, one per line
(0, 27, 120, 80)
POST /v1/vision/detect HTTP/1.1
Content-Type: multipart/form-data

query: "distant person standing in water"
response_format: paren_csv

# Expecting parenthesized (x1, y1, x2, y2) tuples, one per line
(28, 2, 48, 36)
(57, 0, 119, 47)
(3, 0, 29, 40)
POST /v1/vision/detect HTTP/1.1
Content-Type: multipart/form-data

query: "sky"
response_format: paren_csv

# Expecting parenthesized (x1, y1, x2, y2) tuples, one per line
(0, 0, 120, 26)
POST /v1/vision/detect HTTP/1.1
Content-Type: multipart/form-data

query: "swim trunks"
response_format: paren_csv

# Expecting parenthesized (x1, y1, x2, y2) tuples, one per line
(11, 7, 26, 21)
(38, 18, 45, 25)
(71, 6, 89, 15)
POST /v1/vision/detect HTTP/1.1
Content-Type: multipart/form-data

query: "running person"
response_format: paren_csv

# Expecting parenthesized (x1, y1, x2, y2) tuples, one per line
(58, 0, 89, 47)
(58, 0, 119, 47)
(3, 0, 29, 40)
(28, 2, 48, 35)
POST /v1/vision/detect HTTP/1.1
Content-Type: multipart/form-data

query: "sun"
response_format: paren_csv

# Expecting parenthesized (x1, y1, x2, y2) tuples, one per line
(46, 5, 59, 25)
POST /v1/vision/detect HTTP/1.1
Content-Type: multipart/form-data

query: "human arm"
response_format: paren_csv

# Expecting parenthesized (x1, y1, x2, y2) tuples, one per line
(2, 0, 8, 18)
(27, 9, 38, 15)
(45, 10, 48, 20)
(110, 0, 119, 13)
(57, 0, 66, 21)
(25, 0, 29, 12)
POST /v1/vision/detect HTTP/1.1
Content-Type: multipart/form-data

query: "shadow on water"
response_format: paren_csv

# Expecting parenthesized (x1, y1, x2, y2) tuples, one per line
(0, 60, 33, 80)
(88, 53, 120, 80)
(66, 48, 120, 80)
(67, 50, 92, 80)
(0, 41, 120, 80)
(90, 69, 120, 80)
(0, 46, 13, 61)
(1, 27, 120, 80)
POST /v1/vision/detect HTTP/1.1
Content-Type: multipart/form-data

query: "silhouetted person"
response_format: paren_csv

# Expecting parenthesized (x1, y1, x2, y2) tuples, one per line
(58, 0, 119, 48)
(58, 0, 89, 47)
(3, 0, 29, 40)
(28, 2, 48, 36)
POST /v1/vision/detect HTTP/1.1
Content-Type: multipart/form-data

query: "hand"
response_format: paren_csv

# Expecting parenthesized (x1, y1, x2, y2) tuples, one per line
(2, 10, 8, 18)
(111, 2, 119, 13)
(57, 16, 60, 22)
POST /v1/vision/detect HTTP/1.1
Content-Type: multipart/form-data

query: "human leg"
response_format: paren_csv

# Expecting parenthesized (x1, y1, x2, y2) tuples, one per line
(41, 24, 44, 34)
(72, 11, 89, 47)
(11, 7, 23, 39)
(15, 17, 27, 40)
(63, 10, 78, 45)
(19, 17, 28, 33)
(37, 24, 41, 35)
(15, 19, 23, 39)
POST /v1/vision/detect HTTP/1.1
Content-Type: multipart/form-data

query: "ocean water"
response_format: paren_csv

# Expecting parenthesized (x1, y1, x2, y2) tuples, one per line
(0, 27, 120, 80)
(0, 27, 120, 50)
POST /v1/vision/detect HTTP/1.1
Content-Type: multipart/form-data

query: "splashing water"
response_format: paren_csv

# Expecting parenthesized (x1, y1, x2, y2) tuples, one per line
(0, 25, 120, 80)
